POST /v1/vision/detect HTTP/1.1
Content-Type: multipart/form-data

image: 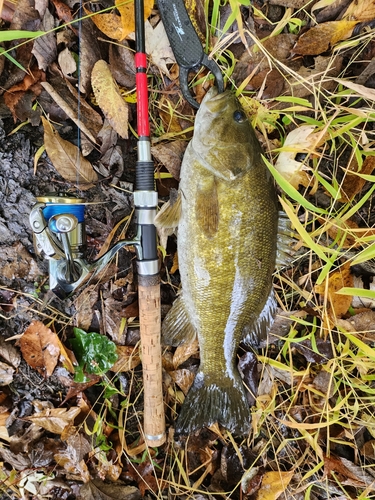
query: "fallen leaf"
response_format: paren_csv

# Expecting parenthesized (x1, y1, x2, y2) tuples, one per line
(257, 471, 294, 500)
(41, 79, 103, 144)
(151, 141, 187, 180)
(335, 78, 375, 101)
(145, 20, 176, 76)
(0, 337, 21, 368)
(293, 20, 358, 56)
(342, 0, 375, 22)
(58, 47, 77, 78)
(0, 361, 14, 386)
(26, 406, 81, 434)
(173, 338, 199, 369)
(42, 116, 98, 189)
(313, 370, 336, 399)
(275, 125, 321, 188)
(339, 155, 375, 202)
(0, 243, 40, 283)
(169, 368, 195, 395)
(91, 60, 129, 139)
(315, 262, 354, 327)
(85, 0, 153, 41)
(79, 480, 141, 500)
(109, 40, 136, 88)
(18, 321, 60, 377)
(110, 345, 140, 372)
(31, 8, 57, 70)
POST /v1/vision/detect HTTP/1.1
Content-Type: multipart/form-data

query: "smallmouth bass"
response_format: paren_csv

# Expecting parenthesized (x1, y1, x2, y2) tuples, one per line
(156, 87, 278, 435)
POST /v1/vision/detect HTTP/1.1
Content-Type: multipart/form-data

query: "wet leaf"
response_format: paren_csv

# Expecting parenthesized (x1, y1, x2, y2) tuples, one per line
(91, 60, 129, 139)
(111, 345, 140, 372)
(293, 20, 357, 56)
(169, 368, 195, 395)
(257, 470, 294, 500)
(18, 321, 60, 377)
(54, 436, 91, 482)
(26, 406, 81, 434)
(173, 338, 199, 369)
(0, 361, 14, 386)
(31, 9, 57, 70)
(42, 116, 98, 189)
(70, 327, 118, 382)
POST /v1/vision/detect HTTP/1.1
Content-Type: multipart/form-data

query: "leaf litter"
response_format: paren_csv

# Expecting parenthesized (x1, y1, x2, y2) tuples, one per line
(2, 0, 375, 498)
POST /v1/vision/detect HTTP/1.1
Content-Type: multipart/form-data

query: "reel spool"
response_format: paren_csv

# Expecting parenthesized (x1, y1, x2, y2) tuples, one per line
(30, 193, 140, 299)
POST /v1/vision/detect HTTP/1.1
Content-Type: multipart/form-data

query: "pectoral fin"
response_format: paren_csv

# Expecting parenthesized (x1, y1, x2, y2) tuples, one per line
(242, 289, 277, 346)
(154, 190, 182, 230)
(196, 176, 219, 238)
(162, 295, 196, 346)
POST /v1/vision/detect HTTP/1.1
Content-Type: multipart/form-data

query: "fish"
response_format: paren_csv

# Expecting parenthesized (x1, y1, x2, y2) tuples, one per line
(155, 87, 279, 436)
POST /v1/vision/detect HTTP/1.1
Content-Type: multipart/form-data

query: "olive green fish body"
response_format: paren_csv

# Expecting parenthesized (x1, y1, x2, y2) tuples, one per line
(158, 88, 278, 435)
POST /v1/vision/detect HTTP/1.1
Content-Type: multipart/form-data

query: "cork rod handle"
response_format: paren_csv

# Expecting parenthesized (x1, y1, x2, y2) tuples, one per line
(138, 283, 166, 447)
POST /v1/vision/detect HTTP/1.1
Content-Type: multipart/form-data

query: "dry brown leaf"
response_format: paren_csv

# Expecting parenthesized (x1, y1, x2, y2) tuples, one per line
(293, 20, 358, 56)
(324, 218, 375, 248)
(145, 19, 176, 76)
(257, 471, 294, 500)
(80, 480, 141, 500)
(151, 141, 187, 180)
(26, 406, 81, 434)
(91, 60, 129, 139)
(315, 262, 353, 327)
(339, 155, 375, 202)
(42, 116, 98, 189)
(18, 321, 60, 377)
(111, 345, 140, 372)
(173, 338, 199, 369)
(343, 0, 375, 22)
(0, 243, 40, 283)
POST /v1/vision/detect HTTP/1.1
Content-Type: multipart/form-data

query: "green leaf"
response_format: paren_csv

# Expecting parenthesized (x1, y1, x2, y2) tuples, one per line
(71, 327, 118, 382)
(0, 30, 45, 42)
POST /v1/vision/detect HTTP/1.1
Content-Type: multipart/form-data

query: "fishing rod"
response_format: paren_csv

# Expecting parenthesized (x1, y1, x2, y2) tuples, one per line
(134, 0, 166, 447)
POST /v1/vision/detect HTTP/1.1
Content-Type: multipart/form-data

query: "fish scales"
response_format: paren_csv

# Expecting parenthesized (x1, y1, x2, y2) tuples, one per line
(156, 87, 278, 435)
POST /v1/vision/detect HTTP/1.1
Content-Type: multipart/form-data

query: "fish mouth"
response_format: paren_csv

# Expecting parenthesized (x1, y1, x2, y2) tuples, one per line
(204, 88, 233, 112)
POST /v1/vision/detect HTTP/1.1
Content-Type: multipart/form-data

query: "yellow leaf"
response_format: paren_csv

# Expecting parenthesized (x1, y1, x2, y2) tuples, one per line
(293, 20, 358, 56)
(343, 0, 375, 22)
(116, 0, 153, 40)
(42, 117, 98, 189)
(257, 471, 294, 500)
(84, 0, 153, 41)
(26, 407, 81, 434)
(91, 60, 129, 139)
(83, 7, 124, 41)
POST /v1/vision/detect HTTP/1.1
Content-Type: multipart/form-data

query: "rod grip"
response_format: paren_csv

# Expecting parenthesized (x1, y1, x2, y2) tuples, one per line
(138, 283, 166, 447)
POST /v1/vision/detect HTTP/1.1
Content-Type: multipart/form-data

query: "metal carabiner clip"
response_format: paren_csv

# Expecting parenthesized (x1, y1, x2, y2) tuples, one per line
(158, 0, 224, 109)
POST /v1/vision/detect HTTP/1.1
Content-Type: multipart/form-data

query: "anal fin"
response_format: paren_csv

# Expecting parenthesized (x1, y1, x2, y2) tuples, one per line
(162, 295, 196, 346)
(242, 289, 277, 347)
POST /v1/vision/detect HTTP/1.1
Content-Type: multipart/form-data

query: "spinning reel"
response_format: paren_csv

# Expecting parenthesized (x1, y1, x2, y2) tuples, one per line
(30, 193, 141, 299)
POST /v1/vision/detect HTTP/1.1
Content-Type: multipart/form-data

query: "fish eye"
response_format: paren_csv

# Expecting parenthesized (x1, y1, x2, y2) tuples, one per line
(233, 110, 246, 123)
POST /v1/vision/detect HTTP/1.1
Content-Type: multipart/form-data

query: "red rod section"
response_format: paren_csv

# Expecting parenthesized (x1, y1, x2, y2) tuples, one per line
(135, 52, 150, 138)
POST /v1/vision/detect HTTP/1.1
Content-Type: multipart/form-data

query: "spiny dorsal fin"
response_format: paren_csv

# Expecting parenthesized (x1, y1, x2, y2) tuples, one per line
(162, 295, 196, 347)
(276, 211, 297, 268)
(154, 190, 182, 230)
(195, 176, 219, 238)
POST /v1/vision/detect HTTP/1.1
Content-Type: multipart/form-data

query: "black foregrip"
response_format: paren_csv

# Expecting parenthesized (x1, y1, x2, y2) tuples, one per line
(136, 161, 155, 191)
(158, 0, 204, 68)
(140, 224, 158, 261)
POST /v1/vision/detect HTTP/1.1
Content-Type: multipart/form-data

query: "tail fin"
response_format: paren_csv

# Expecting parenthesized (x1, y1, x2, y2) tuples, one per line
(175, 371, 251, 436)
